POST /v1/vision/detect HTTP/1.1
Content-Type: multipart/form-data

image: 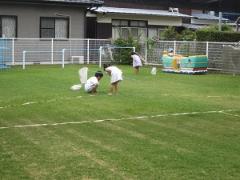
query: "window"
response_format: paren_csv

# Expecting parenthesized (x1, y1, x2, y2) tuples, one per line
(121, 28, 130, 39)
(130, 21, 147, 27)
(131, 28, 138, 38)
(148, 27, 166, 40)
(112, 19, 147, 41)
(148, 28, 158, 39)
(112, 20, 128, 27)
(158, 28, 165, 39)
(0, 16, 17, 38)
(40, 17, 69, 38)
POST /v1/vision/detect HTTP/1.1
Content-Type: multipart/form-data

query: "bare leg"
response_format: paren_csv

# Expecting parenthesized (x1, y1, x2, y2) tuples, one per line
(109, 81, 120, 95)
(108, 85, 114, 95)
(134, 67, 140, 74)
(91, 86, 97, 93)
(89, 85, 98, 94)
(113, 83, 118, 94)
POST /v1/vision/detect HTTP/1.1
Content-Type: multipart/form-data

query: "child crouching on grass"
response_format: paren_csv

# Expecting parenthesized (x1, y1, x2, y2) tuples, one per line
(103, 64, 123, 95)
(84, 71, 103, 94)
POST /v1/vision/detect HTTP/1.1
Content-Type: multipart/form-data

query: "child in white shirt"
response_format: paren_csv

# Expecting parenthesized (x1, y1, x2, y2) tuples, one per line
(131, 52, 143, 74)
(103, 64, 123, 95)
(84, 71, 103, 94)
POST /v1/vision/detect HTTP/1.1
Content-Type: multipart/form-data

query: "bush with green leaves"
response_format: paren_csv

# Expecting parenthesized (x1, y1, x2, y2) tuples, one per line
(113, 37, 141, 65)
(160, 27, 180, 40)
(195, 24, 240, 42)
(179, 29, 196, 41)
(200, 24, 234, 32)
(196, 30, 240, 42)
(160, 27, 196, 41)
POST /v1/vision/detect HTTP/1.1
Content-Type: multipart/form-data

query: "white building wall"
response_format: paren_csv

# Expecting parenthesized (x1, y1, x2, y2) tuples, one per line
(148, 17, 182, 26)
(97, 14, 183, 26)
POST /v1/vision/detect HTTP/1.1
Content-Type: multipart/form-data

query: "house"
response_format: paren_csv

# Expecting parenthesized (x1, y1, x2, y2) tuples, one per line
(86, 0, 191, 40)
(179, 9, 230, 30)
(0, 0, 103, 38)
(222, 12, 240, 32)
(191, 10, 228, 26)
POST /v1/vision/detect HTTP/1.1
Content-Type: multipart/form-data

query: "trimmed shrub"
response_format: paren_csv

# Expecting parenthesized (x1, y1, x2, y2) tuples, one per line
(196, 30, 240, 42)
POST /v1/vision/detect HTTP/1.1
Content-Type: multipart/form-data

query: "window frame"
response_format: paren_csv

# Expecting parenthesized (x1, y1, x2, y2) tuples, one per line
(0, 15, 18, 38)
(129, 20, 147, 28)
(40, 17, 69, 39)
(112, 19, 147, 28)
(148, 25, 167, 40)
(112, 19, 129, 27)
(112, 19, 148, 40)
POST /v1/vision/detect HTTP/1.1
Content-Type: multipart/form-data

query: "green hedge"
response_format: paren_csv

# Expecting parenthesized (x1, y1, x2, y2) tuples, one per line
(196, 30, 240, 42)
(113, 38, 141, 65)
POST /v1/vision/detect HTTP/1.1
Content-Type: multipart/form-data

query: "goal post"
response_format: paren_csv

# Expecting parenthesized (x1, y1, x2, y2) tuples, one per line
(21, 46, 136, 69)
(99, 45, 136, 68)
(22, 50, 62, 69)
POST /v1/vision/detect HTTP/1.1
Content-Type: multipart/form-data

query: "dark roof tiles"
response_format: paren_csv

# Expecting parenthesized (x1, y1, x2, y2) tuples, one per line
(43, 0, 103, 4)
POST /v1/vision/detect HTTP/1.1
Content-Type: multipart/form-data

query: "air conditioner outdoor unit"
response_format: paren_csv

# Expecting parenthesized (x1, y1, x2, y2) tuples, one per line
(169, 7, 179, 13)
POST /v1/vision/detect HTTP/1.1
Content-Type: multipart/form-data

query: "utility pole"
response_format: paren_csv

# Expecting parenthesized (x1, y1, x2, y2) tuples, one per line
(218, 0, 223, 31)
(219, 12, 222, 31)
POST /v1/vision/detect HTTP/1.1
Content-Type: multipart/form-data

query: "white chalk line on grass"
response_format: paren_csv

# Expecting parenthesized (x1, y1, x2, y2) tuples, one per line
(0, 109, 237, 130)
(219, 111, 240, 118)
(22, 101, 37, 106)
(0, 96, 83, 110)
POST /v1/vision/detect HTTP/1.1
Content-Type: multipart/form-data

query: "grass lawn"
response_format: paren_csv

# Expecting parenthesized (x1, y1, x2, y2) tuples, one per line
(0, 65, 240, 179)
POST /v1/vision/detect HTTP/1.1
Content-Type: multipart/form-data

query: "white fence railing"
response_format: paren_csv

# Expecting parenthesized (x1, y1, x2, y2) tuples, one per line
(2, 38, 111, 68)
(0, 38, 238, 72)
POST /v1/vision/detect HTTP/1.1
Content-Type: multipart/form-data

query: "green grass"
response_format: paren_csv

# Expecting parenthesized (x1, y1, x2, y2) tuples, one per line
(0, 65, 240, 179)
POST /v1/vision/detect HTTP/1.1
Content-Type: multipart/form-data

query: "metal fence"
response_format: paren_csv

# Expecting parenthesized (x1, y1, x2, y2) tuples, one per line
(3, 38, 111, 67)
(0, 38, 239, 73)
(144, 41, 237, 70)
(222, 45, 240, 74)
(0, 39, 13, 69)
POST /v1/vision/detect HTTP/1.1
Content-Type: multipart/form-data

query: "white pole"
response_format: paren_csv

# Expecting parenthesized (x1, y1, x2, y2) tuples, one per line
(23, 51, 26, 70)
(70, 39, 72, 58)
(206, 41, 209, 58)
(87, 39, 90, 64)
(51, 38, 54, 64)
(219, 12, 223, 31)
(12, 38, 15, 65)
(62, 49, 65, 69)
(133, 47, 136, 52)
(145, 43, 148, 63)
(173, 40, 177, 54)
(99, 46, 102, 68)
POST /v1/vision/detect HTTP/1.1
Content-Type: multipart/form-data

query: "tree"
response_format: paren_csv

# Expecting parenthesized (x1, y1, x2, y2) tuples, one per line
(160, 27, 180, 40)
(179, 29, 196, 41)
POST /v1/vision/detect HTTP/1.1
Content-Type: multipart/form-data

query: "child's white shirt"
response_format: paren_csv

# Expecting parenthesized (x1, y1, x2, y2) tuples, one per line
(131, 54, 142, 67)
(106, 66, 123, 83)
(84, 76, 99, 92)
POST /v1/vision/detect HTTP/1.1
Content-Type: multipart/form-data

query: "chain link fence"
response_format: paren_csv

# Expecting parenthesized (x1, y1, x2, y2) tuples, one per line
(0, 38, 239, 73)
(143, 41, 238, 72)
(222, 44, 240, 74)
